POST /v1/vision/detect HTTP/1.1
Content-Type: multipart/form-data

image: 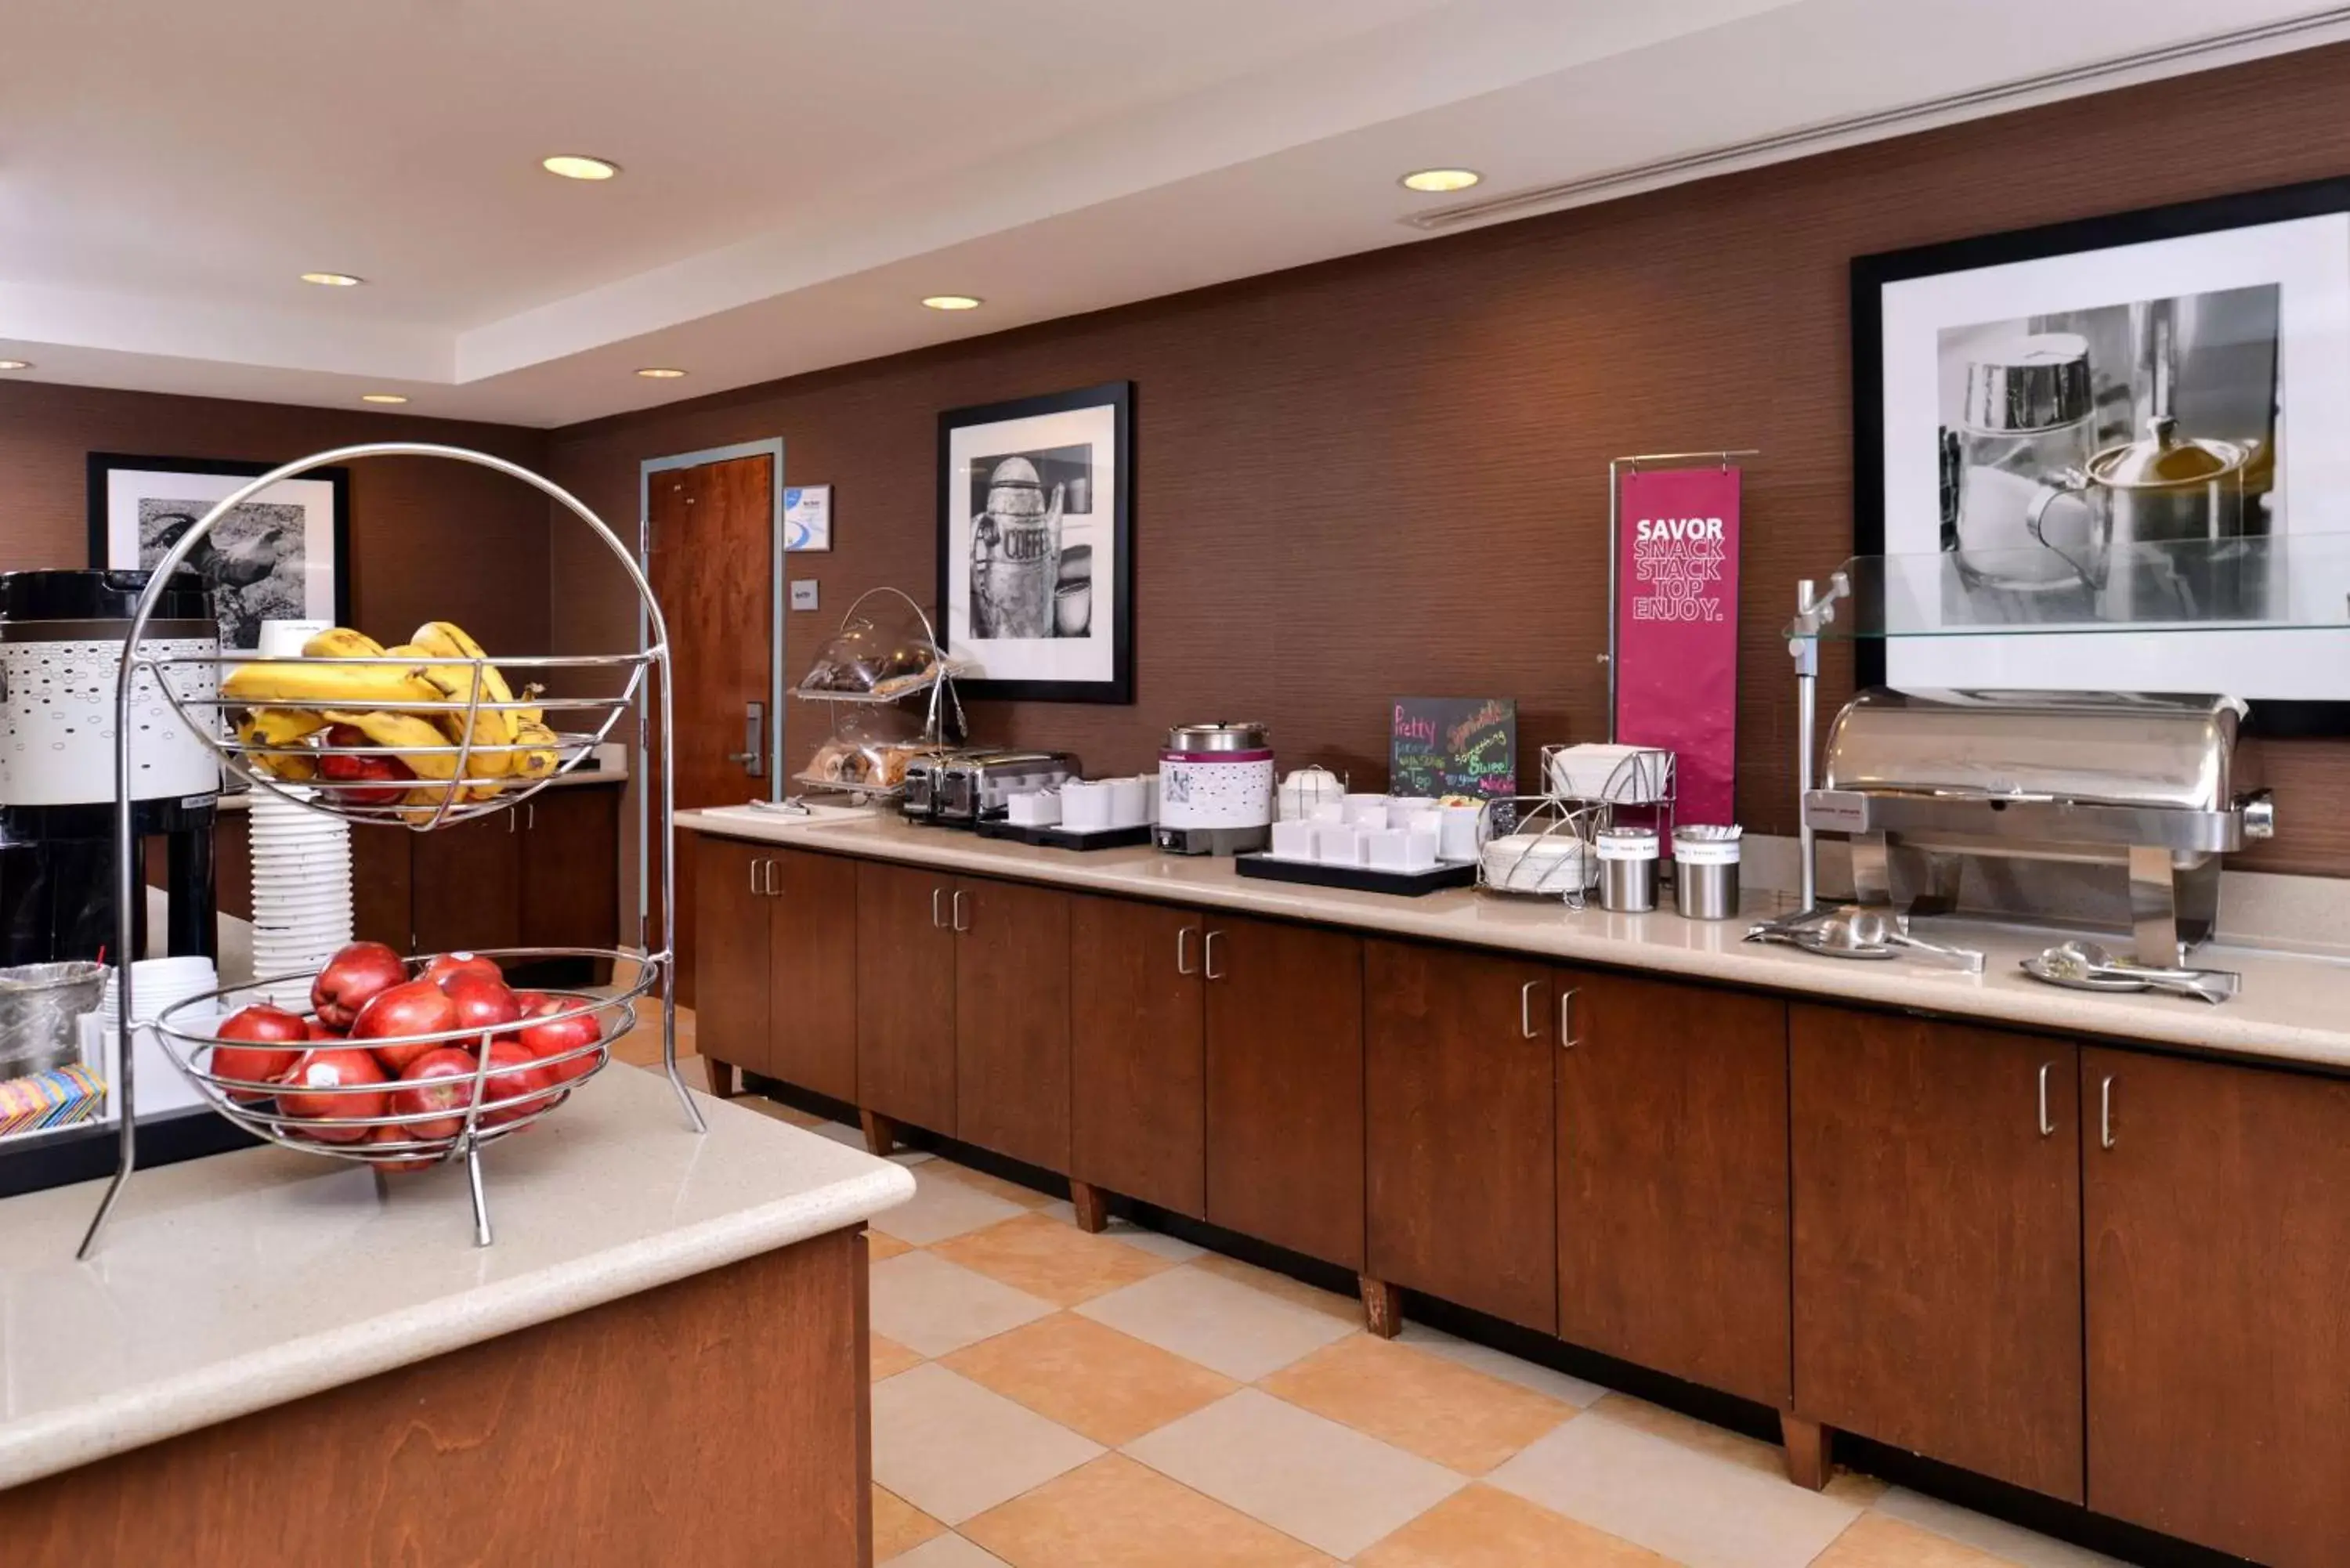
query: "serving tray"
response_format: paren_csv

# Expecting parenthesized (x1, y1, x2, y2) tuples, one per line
(974, 818, 1155, 851)
(1235, 853, 1477, 897)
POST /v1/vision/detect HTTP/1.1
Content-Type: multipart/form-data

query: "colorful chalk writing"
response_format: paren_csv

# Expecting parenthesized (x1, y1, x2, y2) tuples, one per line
(1390, 697, 1517, 799)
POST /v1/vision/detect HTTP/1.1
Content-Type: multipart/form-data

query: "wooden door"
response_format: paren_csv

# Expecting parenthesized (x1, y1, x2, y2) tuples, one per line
(1204, 916, 1365, 1270)
(767, 849, 859, 1103)
(953, 876, 1072, 1172)
(645, 452, 774, 1003)
(518, 786, 620, 954)
(1791, 1005, 2083, 1501)
(2084, 1050, 2350, 1568)
(854, 859, 956, 1135)
(1365, 940, 1556, 1332)
(1557, 973, 1790, 1406)
(692, 835, 773, 1078)
(1071, 896, 1206, 1218)
(410, 812, 522, 957)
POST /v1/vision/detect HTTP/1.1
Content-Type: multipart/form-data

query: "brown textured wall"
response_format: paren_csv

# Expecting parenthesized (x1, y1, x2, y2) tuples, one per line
(0, 385, 551, 653)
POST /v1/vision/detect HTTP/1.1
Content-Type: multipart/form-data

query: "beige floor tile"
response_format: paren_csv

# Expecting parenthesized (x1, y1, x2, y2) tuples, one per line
(889, 1534, 1013, 1567)
(872, 1332, 925, 1382)
(1124, 1388, 1466, 1559)
(1485, 1403, 1860, 1568)
(1588, 1396, 1885, 1507)
(1076, 1263, 1356, 1382)
(1871, 1489, 2126, 1568)
(929, 1161, 1054, 1209)
(872, 1364, 1104, 1524)
(963, 1454, 1334, 1568)
(868, 1229, 915, 1262)
(1097, 1219, 1206, 1262)
(1813, 1514, 2022, 1567)
(873, 1165, 1035, 1245)
(1189, 1253, 1361, 1322)
(870, 1251, 1057, 1357)
(1355, 1483, 1678, 1567)
(874, 1485, 948, 1562)
(932, 1212, 1178, 1306)
(1394, 1322, 1607, 1408)
(1259, 1333, 1574, 1474)
(943, 1313, 1238, 1447)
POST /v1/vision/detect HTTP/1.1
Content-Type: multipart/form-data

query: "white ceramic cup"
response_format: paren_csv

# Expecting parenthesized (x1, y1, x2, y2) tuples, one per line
(1061, 781, 1111, 830)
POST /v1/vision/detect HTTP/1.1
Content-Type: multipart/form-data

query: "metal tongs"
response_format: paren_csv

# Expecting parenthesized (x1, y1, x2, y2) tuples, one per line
(1746, 905, 1987, 973)
(2033, 939, 2240, 1005)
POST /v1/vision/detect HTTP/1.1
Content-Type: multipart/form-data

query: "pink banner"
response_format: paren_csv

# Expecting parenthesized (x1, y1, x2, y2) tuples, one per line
(1614, 466, 1741, 831)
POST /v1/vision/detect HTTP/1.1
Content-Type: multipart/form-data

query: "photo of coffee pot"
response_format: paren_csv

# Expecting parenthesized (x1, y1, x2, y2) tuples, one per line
(970, 456, 1065, 638)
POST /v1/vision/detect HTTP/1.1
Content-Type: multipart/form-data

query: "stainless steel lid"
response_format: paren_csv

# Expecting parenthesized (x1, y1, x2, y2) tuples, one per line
(1164, 722, 1269, 753)
(2089, 414, 2249, 489)
(1960, 334, 2092, 433)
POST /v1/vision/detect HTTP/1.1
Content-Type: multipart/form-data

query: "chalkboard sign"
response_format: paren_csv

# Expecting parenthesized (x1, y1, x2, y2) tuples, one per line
(1390, 698, 1517, 799)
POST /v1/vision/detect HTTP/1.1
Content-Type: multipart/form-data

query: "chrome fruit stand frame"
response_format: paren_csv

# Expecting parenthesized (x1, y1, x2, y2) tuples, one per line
(77, 443, 705, 1259)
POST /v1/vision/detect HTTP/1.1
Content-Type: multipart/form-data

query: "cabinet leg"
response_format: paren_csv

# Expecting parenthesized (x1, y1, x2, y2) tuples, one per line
(1780, 1412, 1832, 1490)
(704, 1058, 736, 1099)
(859, 1110, 899, 1158)
(1068, 1180, 1110, 1234)
(1358, 1275, 1403, 1339)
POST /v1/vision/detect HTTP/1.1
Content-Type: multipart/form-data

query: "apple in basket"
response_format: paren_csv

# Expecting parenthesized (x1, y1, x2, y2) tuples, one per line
(351, 980, 461, 1072)
(445, 975, 522, 1035)
(389, 1046, 487, 1140)
(423, 951, 504, 992)
(275, 1047, 389, 1143)
(316, 724, 414, 807)
(212, 1004, 309, 1103)
(363, 1122, 447, 1173)
(476, 1039, 559, 1127)
(518, 997, 604, 1087)
(310, 941, 407, 1031)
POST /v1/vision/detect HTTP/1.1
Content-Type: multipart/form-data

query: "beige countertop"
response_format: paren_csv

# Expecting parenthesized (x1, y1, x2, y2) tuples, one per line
(680, 805, 2350, 1074)
(0, 1064, 912, 1491)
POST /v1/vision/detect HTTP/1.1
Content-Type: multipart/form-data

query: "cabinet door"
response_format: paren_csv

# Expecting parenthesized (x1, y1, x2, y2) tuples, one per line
(768, 849, 859, 1103)
(1558, 974, 1790, 1406)
(1365, 940, 1556, 1332)
(518, 787, 620, 954)
(855, 859, 956, 1135)
(1791, 1005, 2082, 1501)
(349, 826, 413, 952)
(410, 811, 522, 956)
(692, 836, 774, 1078)
(1205, 916, 1365, 1270)
(1071, 896, 1206, 1218)
(953, 876, 1072, 1172)
(2084, 1050, 2350, 1568)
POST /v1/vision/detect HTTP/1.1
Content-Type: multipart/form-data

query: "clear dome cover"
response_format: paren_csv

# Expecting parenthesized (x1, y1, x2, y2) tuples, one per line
(797, 591, 946, 698)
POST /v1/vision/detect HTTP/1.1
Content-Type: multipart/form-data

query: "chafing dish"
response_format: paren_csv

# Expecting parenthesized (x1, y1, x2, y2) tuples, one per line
(1802, 689, 2273, 963)
(936, 750, 1080, 827)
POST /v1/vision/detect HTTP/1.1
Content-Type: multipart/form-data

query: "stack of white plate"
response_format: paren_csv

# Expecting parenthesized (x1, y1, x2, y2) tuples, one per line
(93, 955, 219, 1026)
(1480, 833, 1595, 897)
(248, 786, 354, 1005)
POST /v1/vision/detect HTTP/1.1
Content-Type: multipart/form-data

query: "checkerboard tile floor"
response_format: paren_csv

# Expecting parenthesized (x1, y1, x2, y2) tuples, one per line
(621, 1028, 2121, 1567)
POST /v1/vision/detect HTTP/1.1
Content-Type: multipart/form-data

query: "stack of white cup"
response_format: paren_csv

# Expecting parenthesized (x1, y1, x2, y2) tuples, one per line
(248, 786, 355, 1006)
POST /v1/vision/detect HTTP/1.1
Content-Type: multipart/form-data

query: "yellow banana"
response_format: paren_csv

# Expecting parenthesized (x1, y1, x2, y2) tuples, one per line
(410, 622, 516, 708)
(514, 682, 546, 726)
(301, 627, 385, 659)
(510, 717, 562, 780)
(322, 710, 461, 781)
(400, 784, 461, 826)
(389, 641, 513, 773)
(235, 708, 327, 782)
(222, 658, 441, 709)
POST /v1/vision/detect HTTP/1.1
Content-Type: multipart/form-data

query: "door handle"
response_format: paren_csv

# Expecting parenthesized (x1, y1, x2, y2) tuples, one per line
(1520, 980, 1541, 1039)
(1559, 987, 1582, 1049)
(1176, 925, 1197, 977)
(763, 858, 779, 897)
(2037, 1063, 2054, 1138)
(1203, 930, 1224, 981)
(931, 887, 945, 928)
(951, 889, 971, 933)
(2099, 1075, 2116, 1150)
(726, 700, 766, 778)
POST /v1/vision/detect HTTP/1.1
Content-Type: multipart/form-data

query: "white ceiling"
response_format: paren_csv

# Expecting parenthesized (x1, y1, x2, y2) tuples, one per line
(5, 0, 2348, 427)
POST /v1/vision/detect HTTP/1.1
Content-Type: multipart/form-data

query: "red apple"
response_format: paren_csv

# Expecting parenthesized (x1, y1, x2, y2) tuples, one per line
(310, 941, 407, 1031)
(423, 951, 504, 992)
(518, 998, 604, 1086)
(476, 1039, 558, 1126)
(512, 990, 551, 1012)
(212, 1004, 308, 1101)
(351, 979, 461, 1072)
(306, 1019, 345, 1041)
(445, 975, 522, 1036)
(363, 1120, 447, 1172)
(275, 1047, 389, 1142)
(389, 1046, 486, 1140)
(317, 724, 414, 807)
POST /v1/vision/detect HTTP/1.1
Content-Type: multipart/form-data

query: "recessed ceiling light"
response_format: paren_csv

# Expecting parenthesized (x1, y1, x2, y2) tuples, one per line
(0, 359, 30, 371)
(360, 392, 409, 404)
(921, 294, 983, 311)
(543, 155, 620, 181)
(300, 271, 364, 287)
(1400, 168, 1481, 193)
(634, 367, 688, 379)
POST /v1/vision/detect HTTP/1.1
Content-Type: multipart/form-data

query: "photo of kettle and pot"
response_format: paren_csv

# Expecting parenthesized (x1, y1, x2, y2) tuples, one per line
(1935, 284, 2280, 623)
(967, 443, 1095, 641)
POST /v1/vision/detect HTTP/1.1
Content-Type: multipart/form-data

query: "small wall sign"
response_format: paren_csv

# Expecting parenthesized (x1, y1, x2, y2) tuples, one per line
(784, 484, 831, 552)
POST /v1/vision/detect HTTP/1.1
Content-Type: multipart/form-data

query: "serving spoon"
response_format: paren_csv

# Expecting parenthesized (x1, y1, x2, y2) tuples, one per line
(1817, 909, 1987, 972)
(2039, 939, 2238, 1003)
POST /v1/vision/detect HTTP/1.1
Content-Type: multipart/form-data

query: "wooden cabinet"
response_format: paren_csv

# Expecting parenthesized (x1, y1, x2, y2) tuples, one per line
(854, 859, 957, 1136)
(1071, 897, 1206, 1218)
(769, 849, 859, 1103)
(368, 784, 621, 963)
(694, 836, 774, 1081)
(953, 876, 1072, 1172)
(2083, 1050, 2350, 1568)
(519, 789, 622, 955)
(1204, 915, 1365, 1270)
(350, 820, 414, 951)
(1365, 940, 1556, 1333)
(1791, 1005, 2083, 1501)
(410, 813, 522, 956)
(1558, 973, 1791, 1407)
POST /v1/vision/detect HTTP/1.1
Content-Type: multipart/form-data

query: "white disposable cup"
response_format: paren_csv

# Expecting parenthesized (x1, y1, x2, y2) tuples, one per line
(1061, 781, 1110, 830)
(1343, 793, 1389, 826)
(1437, 804, 1482, 862)
(1314, 825, 1365, 865)
(1270, 820, 1317, 861)
(1107, 777, 1148, 828)
(258, 620, 334, 658)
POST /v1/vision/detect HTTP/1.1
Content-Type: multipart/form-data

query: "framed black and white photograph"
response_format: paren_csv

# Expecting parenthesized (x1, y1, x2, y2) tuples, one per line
(938, 381, 1132, 703)
(1853, 177, 2350, 732)
(88, 453, 349, 652)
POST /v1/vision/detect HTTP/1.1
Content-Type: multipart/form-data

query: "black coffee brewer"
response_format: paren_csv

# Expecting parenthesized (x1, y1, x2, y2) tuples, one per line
(0, 569, 222, 966)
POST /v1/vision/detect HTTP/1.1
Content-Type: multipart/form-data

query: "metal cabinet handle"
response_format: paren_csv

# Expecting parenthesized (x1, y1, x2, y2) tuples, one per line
(1559, 987, 1582, 1049)
(952, 889, 971, 933)
(507, 811, 519, 834)
(526, 801, 536, 832)
(1203, 929, 1225, 981)
(749, 854, 762, 896)
(763, 858, 779, 897)
(1520, 979, 1541, 1039)
(2037, 1063, 2054, 1138)
(1177, 925, 1197, 977)
(931, 887, 945, 928)
(2099, 1075, 2116, 1150)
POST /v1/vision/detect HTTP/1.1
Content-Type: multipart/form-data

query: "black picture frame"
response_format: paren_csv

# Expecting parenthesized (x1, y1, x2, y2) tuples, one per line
(1851, 175, 2350, 736)
(937, 381, 1134, 704)
(86, 453, 352, 643)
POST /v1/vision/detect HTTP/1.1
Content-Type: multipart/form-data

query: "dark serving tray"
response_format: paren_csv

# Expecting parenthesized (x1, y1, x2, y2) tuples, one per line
(974, 818, 1155, 851)
(1234, 853, 1476, 897)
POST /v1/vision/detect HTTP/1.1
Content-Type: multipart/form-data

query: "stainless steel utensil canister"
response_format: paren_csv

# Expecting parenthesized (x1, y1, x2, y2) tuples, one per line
(1596, 826, 1659, 912)
(1673, 826, 1743, 920)
(0, 960, 105, 1078)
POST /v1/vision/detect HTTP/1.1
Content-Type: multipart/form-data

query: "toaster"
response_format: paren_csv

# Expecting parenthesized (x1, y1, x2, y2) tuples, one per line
(900, 750, 964, 823)
(937, 751, 1081, 826)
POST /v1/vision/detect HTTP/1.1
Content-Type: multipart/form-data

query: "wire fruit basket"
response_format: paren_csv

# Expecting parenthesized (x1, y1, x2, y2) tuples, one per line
(78, 443, 704, 1259)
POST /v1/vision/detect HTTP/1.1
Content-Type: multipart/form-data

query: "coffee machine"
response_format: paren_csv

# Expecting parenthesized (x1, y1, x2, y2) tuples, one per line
(0, 570, 222, 965)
